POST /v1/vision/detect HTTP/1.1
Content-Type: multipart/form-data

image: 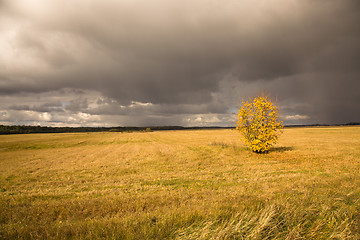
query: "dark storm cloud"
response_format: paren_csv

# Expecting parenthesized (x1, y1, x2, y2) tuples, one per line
(0, 0, 359, 126)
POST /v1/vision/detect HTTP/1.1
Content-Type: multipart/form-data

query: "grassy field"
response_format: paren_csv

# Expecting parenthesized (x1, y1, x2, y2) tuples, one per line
(0, 127, 360, 239)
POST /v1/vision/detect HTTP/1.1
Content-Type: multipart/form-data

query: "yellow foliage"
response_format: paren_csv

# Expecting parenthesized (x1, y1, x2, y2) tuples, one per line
(236, 96, 283, 153)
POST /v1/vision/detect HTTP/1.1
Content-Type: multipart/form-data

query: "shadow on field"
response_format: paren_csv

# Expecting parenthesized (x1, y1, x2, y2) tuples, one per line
(269, 146, 294, 153)
(208, 141, 294, 153)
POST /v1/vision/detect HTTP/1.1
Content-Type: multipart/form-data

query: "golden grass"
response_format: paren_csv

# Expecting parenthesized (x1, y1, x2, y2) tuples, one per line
(0, 127, 360, 239)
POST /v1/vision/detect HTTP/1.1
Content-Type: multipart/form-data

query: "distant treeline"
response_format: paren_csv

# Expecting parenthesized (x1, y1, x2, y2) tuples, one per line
(0, 123, 359, 135)
(0, 125, 233, 135)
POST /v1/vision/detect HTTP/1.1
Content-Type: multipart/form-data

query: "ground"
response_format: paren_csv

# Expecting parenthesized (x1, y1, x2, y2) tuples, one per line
(0, 127, 360, 239)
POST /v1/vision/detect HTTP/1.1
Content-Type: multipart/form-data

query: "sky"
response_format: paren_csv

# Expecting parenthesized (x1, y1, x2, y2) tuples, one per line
(0, 0, 359, 127)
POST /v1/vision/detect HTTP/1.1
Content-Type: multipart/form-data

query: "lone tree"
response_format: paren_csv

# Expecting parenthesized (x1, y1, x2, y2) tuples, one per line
(236, 95, 283, 153)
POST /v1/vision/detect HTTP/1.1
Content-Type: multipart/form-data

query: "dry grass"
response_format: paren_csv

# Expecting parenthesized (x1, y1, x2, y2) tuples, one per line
(0, 127, 360, 239)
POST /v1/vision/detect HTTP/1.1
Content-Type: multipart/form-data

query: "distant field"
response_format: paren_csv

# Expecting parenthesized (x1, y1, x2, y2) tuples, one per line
(1, 127, 360, 239)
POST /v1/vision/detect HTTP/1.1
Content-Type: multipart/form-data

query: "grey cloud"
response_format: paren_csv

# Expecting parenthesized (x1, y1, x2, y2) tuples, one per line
(87, 101, 226, 116)
(65, 98, 88, 112)
(8, 104, 31, 111)
(0, 0, 359, 126)
(9, 102, 64, 113)
(220, 72, 360, 125)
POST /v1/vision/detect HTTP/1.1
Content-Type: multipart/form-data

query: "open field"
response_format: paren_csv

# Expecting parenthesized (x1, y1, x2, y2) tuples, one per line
(1, 127, 360, 239)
